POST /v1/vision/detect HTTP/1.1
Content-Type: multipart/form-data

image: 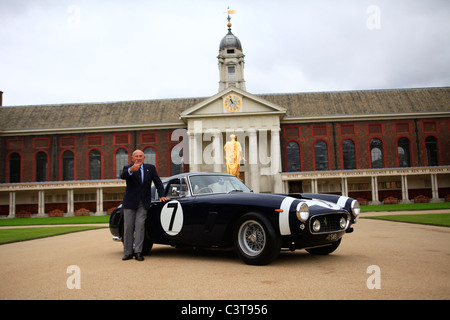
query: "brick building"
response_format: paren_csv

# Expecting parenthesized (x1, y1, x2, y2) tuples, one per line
(1, 22, 449, 217)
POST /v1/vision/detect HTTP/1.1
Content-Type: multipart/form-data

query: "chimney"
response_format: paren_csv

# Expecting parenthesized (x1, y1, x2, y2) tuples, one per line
(0, 91, 3, 106)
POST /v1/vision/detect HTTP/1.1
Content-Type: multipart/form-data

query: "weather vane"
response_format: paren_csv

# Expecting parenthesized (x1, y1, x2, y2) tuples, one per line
(226, 6, 236, 30)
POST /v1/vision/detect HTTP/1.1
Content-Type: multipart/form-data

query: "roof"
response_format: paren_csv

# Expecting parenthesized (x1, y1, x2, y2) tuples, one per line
(1, 87, 449, 134)
(219, 30, 242, 51)
(0, 97, 206, 133)
(259, 87, 450, 119)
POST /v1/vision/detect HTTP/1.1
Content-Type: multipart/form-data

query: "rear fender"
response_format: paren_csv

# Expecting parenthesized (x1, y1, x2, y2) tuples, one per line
(109, 205, 123, 238)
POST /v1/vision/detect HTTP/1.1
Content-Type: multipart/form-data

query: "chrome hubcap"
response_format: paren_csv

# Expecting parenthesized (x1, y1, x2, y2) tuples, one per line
(238, 220, 266, 257)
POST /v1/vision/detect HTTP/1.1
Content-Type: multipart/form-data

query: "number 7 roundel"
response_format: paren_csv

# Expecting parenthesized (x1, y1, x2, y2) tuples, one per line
(160, 200, 184, 236)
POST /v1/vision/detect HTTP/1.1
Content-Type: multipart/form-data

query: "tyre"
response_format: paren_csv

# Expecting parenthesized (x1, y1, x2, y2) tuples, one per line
(306, 238, 341, 255)
(142, 229, 153, 256)
(234, 212, 281, 265)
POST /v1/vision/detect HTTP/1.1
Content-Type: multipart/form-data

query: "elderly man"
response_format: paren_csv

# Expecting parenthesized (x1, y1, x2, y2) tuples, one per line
(120, 149, 169, 261)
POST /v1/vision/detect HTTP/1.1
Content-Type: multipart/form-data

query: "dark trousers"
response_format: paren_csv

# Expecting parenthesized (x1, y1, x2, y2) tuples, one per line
(123, 202, 147, 255)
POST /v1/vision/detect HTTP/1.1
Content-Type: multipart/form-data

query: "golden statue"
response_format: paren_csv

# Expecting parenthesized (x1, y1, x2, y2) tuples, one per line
(224, 134, 245, 179)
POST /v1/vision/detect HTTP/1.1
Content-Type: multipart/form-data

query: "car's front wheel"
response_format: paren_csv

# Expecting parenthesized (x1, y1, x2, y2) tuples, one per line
(234, 212, 281, 265)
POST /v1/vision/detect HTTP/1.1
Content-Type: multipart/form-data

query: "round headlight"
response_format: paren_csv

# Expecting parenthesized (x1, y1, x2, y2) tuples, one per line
(340, 217, 347, 229)
(296, 203, 309, 222)
(312, 219, 321, 232)
(351, 200, 360, 217)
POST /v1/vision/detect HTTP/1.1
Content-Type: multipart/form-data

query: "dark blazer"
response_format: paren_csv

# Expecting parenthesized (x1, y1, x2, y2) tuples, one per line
(120, 163, 165, 210)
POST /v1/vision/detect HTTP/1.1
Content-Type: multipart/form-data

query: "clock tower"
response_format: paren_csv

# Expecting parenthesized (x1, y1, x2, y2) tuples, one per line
(218, 14, 246, 92)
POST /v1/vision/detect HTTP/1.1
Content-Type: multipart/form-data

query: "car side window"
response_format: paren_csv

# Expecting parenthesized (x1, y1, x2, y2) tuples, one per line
(152, 183, 166, 201)
(165, 178, 188, 199)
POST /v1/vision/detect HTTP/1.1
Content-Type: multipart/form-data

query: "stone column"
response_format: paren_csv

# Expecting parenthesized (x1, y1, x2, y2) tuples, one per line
(271, 129, 283, 193)
(248, 129, 260, 193)
(96, 187, 104, 215)
(212, 131, 222, 173)
(8, 191, 16, 218)
(189, 121, 203, 172)
(37, 190, 45, 217)
(67, 189, 74, 216)
(431, 174, 439, 202)
(400, 175, 411, 204)
(341, 177, 348, 197)
(311, 179, 318, 193)
(371, 176, 380, 204)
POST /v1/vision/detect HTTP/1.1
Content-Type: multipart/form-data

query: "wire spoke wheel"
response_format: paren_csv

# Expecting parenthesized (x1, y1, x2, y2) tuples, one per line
(238, 220, 266, 257)
(234, 212, 281, 265)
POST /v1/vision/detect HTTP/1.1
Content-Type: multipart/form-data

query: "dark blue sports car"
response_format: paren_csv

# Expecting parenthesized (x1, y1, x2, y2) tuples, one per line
(109, 172, 360, 265)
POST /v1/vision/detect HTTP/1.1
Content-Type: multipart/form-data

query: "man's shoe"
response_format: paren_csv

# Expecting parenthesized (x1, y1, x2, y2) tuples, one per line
(135, 253, 144, 261)
(122, 254, 133, 261)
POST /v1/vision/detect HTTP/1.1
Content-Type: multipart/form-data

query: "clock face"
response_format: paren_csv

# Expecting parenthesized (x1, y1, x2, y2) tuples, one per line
(223, 94, 242, 112)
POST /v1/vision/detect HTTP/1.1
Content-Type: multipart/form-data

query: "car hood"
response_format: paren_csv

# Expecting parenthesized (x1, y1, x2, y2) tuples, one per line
(194, 192, 346, 214)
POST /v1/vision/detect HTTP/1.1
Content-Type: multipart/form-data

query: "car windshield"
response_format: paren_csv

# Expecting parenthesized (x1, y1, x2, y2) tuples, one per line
(189, 175, 252, 195)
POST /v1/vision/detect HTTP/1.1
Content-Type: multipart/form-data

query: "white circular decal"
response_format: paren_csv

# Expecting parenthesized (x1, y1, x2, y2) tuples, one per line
(160, 200, 184, 236)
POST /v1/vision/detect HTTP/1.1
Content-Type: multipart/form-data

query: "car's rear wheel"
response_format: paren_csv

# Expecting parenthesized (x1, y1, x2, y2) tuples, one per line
(142, 233, 153, 256)
(234, 212, 281, 265)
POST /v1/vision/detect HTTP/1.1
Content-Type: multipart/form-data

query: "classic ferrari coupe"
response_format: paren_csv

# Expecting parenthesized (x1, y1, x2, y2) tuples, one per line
(109, 172, 360, 265)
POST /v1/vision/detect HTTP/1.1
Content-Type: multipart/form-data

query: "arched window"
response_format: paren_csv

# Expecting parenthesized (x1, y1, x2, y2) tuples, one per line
(397, 137, 411, 167)
(314, 140, 329, 171)
(425, 136, 439, 166)
(9, 152, 21, 183)
(35, 151, 48, 182)
(370, 138, 384, 168)
(342, 139, 356, 170)
(62, 150, 75, 181)
(89, 149, 101, 180)
(115, 148, 128, 178)
(286, 141, 301, 172)
(144, 147, 156, 166)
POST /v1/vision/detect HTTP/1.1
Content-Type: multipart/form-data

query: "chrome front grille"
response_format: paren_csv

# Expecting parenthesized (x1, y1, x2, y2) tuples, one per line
(310, 213, 349, 234)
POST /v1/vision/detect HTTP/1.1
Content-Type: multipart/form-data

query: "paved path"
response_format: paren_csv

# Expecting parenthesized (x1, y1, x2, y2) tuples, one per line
(0, 212, 449, 300)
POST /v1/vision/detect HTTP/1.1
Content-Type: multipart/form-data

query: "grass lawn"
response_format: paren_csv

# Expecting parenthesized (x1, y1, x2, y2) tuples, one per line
(360, 201, 450, 212)
(0, 215, 110, 226)
(362, 213, 450, 227)
(0, 226, 106, 245)
(0, 216, 109, 244)
(1, 202, 449, 244)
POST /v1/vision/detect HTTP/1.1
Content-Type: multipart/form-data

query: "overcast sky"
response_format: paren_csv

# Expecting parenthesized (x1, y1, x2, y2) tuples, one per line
(1, 0, 449, 107)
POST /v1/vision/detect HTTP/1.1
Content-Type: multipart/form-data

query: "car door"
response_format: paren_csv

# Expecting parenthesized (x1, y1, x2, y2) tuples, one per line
(189, 193, 240, 246)
(147, 178, 196, 245)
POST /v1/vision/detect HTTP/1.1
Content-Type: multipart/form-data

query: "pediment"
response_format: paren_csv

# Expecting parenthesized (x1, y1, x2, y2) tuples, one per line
(180, 87, 286, 119)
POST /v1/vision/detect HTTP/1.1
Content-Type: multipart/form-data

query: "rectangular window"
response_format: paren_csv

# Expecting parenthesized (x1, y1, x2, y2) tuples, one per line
(395, 122, 410, 133)
(60, 137, 76, 148)
(87, 135, 103, 146)
(284, 126, 301, 138)
(114, 134, 130, 145)
(340, 124, 355, 135)
(33, 138, 50, 149)
(228, 66, 236, 81)
(141, 133, 157, 144)
(368, 124, 382, 134)
(7, 139, 23, 150)
(312, 125, 328, 137)
(423, 121, 438, 132)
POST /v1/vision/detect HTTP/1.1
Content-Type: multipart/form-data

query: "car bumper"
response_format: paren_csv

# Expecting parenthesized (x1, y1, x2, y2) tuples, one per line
(282, 230, 347, 251)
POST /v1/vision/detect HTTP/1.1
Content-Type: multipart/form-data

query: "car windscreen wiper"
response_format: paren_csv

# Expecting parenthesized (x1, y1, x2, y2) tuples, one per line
(227, 189, 244, 194)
